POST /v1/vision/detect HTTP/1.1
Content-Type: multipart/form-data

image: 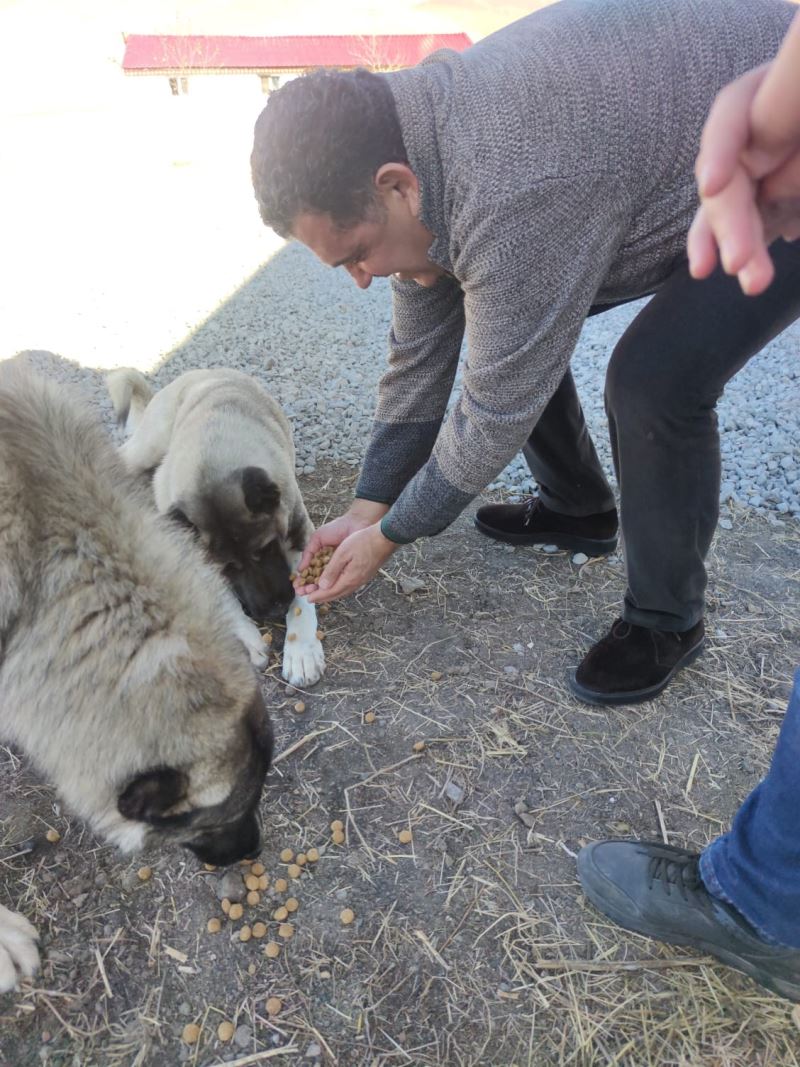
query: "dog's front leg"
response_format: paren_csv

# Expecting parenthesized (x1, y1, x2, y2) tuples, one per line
(0, 904, 39, 993)
(225, 596, 269, 670)
(282, 551, 325, 688)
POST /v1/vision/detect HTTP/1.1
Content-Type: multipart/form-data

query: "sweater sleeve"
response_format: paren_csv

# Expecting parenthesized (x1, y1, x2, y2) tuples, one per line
(380, 175, 632, 544)
(355, 272, 465, 504)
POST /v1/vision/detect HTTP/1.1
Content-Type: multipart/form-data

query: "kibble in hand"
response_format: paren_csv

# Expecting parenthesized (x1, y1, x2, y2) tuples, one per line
(299, 546, 334, 583)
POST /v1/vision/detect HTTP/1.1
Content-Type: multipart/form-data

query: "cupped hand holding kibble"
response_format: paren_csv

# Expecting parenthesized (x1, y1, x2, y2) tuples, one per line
(294, 500, 394, 601)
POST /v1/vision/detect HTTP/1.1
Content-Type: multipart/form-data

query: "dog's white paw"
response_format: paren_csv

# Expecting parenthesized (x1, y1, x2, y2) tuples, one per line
(231, 611, 269, 670)
(0, 905, 39, 993)
(282, 636, 325, 688)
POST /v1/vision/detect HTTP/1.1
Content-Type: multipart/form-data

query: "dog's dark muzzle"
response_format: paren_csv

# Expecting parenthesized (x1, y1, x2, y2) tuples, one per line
(184, 810, 262, 866)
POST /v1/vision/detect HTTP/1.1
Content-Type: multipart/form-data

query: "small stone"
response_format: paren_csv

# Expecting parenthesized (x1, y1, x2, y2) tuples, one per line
(444, 781, 465, 805)
(217, 871, 245, 902)
(571, 552, 589, 565)
(178, 1001, 192, 1016)
(305, 1042, 322, 1059)
(719, 518, 733, 530)
(234, 1024, 252, 1049)
(399, 576, 427, 595)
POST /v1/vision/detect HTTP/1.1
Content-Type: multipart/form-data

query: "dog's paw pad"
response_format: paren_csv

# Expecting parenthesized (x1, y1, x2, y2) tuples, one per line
(282, 638, 325, 688)
(0, 908, 39, 993)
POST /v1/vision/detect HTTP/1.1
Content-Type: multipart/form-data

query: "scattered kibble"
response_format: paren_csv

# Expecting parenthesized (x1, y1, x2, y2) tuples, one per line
(340, 908, 355, 926)
(45, 829, 61, 844)
(252, 922, 267, 939)
(245, 874, 260, 892)
(299, 547, 334, 583)
(293, 701, 306, 714)
(261, 631, 272, 645)
(228, 903, 244, 921)
(398, 829, 413, 845)
(207, 917, 222, 934)
(182, 1023, 201, 1045)
(137, 866, 152, 882)
(258, 873, 270, 890)
(306, 848, 320, 863)
(364, 710, 376, 724)
(246, 890, 261, 907)
(278, 923, 294, 940)
(239, 925, 252, 942)
(273, 906, 289, 921)
(285, 897, 299, 913)
(413, 741, 426, 752)
(203, 863, 217, 872)
(293, 605, 302, 616)
(274, 877, 288, 893)
(287, 633, 297, 642)
(330, 820, 344, 833)
(221, 898, 231, 915)
(316, 629, 325, 640)
(287, 863, 302, 879)
(251, 862, 265, 876)
(296, 853, 307, 867)
(331, 829, 345, 845)
(264, 941, 281, 959)
(319, 603, 330, 615)
(266, 996, 283, 1016)
(431, 670, 443, 682)
(280, 848, 294, 863)
(217, 1020, 234, 1042)
(247, 962, 257, 976)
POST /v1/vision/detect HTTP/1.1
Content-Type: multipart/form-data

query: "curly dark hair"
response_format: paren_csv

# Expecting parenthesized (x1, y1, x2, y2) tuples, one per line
(251, 68, 409, 238)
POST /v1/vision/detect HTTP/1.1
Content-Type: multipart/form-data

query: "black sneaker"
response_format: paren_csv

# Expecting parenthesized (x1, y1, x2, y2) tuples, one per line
(569, 618, 705, 706)
(474, 497, 618, 555)
(578, 840, 800, 1002)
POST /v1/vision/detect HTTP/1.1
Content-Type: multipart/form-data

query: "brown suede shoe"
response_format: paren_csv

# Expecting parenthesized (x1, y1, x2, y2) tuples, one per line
(569, 618, 705, 705)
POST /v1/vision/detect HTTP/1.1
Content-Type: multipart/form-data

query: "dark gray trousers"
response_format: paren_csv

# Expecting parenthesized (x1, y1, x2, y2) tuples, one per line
(524, 240, 800, 632)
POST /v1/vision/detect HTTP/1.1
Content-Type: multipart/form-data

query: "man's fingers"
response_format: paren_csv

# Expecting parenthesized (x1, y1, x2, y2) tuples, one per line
(737, 247, 775, 296)
(687, 208, 718, 280)
(316, 547, 348, 590)
(696, 66, 769, 198)
(702, 169, 763, 275)
(298, 534, 323, 573)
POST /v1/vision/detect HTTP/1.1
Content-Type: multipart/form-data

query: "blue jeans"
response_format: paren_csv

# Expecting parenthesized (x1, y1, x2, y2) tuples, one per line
(700, 669, 800, 949)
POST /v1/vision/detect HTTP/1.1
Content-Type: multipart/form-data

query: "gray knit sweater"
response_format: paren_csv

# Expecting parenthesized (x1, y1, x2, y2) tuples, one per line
(353, 0, 794, 544)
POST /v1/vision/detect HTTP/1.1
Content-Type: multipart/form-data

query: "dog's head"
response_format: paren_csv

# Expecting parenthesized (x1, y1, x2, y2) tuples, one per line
(170, 467, 295, 621)
(116, 686, 273, 866)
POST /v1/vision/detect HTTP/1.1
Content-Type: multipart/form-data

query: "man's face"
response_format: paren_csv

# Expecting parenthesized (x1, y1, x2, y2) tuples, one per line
(292, 179, 445, 290)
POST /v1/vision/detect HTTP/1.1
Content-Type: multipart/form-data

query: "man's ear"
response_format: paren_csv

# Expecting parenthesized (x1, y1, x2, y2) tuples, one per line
(242, 467, 281, 515)
(118, 767, 189, 824)
(374, 162, 420, 214)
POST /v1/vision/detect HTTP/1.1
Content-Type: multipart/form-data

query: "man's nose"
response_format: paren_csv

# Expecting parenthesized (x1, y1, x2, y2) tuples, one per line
(347, 264, 373, 289)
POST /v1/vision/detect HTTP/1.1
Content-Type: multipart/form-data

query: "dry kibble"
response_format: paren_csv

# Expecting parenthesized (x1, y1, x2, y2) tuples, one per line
(296, 853, 307, 867)
(266, 996, 282, 1016)
(278, 922, 294, 939)
(45, 828, 61, 844)
(330, 820, 344, 833)
(285, 897, 299, 913)
(246, 890, 261, 907)
(217, 1020, 235, 1042)
(261, 631, 272, 644)
(293, 701, 306, 714)
(273, 906, 289, 921)
(252, 921, 267, 939)
(247, 962, 257, 976)
(245, 874, 260, 892)
(137, 866, 152, 882)
(316, 629, 325, 640)
(287, 632, 297, 642)
(251, 862, 265, 876)
(264, 941, 281, 959)
(294, 606, 302, 616)
(331, 829, 345, 845)
(363, 710, 376, 724)
(228, 902, 244, 921)
(398, 829, 413, 845)
(239, 925, 252, 942)
(203, 862, 217, 872)
(207, 917, 222, 934)
(340, 908, 355, 926)
(319, 603, 330, 615)
(431, 670, 443, 682)
(287, 863, 302, 879)
(413, 740, 426, 753)
(306, 848, 320, 863)
(280, 848, 294, 863)
(221, 898, 231, 915)
(258, 873, 270, 890)
(182, 1023, 201, 1045)
(274, 877, 288, 893)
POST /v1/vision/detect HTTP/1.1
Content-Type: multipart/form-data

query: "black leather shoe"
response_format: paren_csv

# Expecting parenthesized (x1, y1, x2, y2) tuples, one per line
(578, 840, 800, 1002)
(474, 497, 618, 555)
(569, 618, 704, 705)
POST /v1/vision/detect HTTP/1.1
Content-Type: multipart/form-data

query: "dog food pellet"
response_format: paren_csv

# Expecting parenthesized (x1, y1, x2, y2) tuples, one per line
(280, 848, 294, 863)
(273, 906, 289, 921)
(266, 996, 283, 1016)
(245, 874, 260, 892)
(252, 922, 267, 939)
(296, 853, 307, 867)
(293, 701, 306, 714)
(251, 862, 265, 876)
(221, 898, 231, 915)
(287, 863, 301, 879)
(261, 631, 272, 644)
(258, 873, 270, 890)
(264, 941, 281, 959)
(330, 820, 344, 833)
(228, 903, 244, 921)
(287, 633, 297, 642)
(398, 829, 413, 844)
(181, 1023, 201, 1045)
(316, 629, 325, 640)
(299, 547, 334, 582)
(203, 863, 216, 871)
(294, 606, 302, 617)
(137, 866, 152, 882)
(306, 847, 320, 863)
(413, 741, 426, 752)
(278, 923, 294, 939)
(45, 829, 61, 843)
(246, 890, 260, 907)
(274, 877, 288, 893)
(364, 710, 376, 724)
(340, 908, 355, 926)
(239, 925, 252, 942)
(285, 897, 299, 913)
(431, 670, 443, 682)
(319, 603, 330, 615)
(207, 917, 222, 934)
(217, 1020, 235, 1042)
(247, 962, 257, 976)
(331, 829, 345, 845)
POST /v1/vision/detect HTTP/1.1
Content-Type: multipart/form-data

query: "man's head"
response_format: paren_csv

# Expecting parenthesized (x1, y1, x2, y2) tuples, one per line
(251, 69, 445, 288)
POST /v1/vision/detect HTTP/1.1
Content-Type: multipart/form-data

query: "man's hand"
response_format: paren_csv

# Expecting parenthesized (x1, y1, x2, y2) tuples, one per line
(294, 499, 390, 597)
(304, 522, 399, 605)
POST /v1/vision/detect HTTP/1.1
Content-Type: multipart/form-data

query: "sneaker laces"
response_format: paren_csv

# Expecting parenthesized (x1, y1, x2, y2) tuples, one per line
(646, 852, 708, 905)
(522, 496, 543, 527)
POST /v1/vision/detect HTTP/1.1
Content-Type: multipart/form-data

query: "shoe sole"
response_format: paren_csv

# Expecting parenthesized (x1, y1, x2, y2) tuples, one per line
(567, 638, 705, 706)
(474, 518, 618, 556)
(578, 854, 800, 1002)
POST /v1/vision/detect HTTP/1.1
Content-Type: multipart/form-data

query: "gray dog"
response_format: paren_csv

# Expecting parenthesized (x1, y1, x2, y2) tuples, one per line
(0, 362, 273, 991)
(106, 367, 325, 688)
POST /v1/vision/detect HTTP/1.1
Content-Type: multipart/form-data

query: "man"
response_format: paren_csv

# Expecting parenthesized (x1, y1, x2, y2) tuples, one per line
(580, 9, 800, 1000)
(251, 0, 798, 705)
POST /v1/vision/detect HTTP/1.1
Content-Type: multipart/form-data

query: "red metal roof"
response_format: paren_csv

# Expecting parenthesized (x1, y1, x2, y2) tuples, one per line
(122, 34, 472, 75)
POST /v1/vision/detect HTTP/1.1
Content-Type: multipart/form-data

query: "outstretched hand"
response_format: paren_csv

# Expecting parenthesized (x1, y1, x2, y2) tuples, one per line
(300, 523, 399, 605)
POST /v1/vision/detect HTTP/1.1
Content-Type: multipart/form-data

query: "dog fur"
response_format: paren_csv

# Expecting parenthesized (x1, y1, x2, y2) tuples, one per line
(106, 367, 325, 688)
(0, 361, 274, 990)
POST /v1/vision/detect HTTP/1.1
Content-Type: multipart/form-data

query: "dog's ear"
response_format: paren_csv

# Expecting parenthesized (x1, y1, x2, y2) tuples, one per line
(118, 767, 190, 824)
(166, 504, 197, 534)
(242, 467, 280, 515)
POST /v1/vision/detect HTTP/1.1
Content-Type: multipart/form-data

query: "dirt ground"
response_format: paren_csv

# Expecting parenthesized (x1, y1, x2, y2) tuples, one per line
(1, 467, 799, 1067)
